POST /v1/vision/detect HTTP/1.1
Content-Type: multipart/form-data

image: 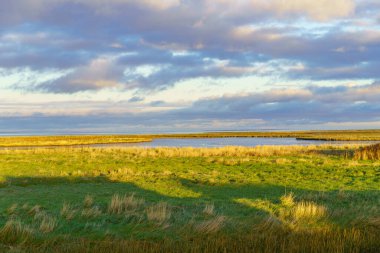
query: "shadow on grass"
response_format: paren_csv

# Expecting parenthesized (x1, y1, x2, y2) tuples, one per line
(1, 175, 379, 222)
(1, 175, 380, 252)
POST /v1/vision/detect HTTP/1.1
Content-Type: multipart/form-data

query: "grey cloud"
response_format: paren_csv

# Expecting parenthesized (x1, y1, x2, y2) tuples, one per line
(176, 82, 380, 123)
(128, 96, 144, 103)
(37, 57, 127, 93)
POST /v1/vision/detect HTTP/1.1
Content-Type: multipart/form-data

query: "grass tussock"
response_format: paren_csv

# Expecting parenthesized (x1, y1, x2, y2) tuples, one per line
(292, 202, 327, 221)
(0, 219, 33, 244)
(355, 143, 380, 160)
(81, 206, 102, 219)
(28, 205, 42, 217)
(277, 194, 328, 230)
(39, 215, 57, 233)
(146, 202, 171, 225)
(108, 194, 144, 215)
(280, 193, 295, 207)
(60, 202, 77, 221)
(7, 204, 18, 216)
(83, 195, 94, 208)
(202, 204, 215, 216)
(195, 215, 226, 234)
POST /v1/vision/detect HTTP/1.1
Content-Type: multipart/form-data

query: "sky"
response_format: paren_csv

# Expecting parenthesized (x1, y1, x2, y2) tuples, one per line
(1, 0, 380, 134)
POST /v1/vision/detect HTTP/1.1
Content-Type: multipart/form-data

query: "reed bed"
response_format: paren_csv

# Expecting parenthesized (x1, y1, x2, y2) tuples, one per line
(355, 143, 380, 160)
(0, 144, 365, 158)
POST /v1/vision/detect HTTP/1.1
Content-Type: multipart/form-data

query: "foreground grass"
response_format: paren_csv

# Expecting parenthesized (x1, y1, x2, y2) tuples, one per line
(0, 145, 379, 252)
(2, 129, 380, 147)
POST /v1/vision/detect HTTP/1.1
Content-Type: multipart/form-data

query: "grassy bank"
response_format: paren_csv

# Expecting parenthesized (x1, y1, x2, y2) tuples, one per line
(0, 145, 379, 252)
(1, 130, 380, 147)
(0, 135, 152, 147)
(151, 129, 380, 141)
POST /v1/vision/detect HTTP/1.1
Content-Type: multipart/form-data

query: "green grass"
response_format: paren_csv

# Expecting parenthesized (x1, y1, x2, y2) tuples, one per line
(0, 145, 379, 252)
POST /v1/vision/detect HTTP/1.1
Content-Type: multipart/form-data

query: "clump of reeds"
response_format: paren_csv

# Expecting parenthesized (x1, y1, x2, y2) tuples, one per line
(146, 202, 171, 225)
(277, 193, 328, 230)
(202, 203, 215, 216)
(195, 215, 226, 234)
(61, 202, 77, 220)
(28, 205, 42, 217)
(83, 195, 94, 208)
(7, 204, 18, 215)
(291, 202, 327, 222)
(0, 219, 33, 243)
(280, 193, 295, 207)
(108, 194, 144, 215)
(82, 206, 102, 219)
(39, 215, 57, 233)
(354, 143, 380, 160)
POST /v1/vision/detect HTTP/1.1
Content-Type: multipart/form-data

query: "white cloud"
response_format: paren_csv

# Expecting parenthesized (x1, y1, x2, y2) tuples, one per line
(253, 0, 356, 21)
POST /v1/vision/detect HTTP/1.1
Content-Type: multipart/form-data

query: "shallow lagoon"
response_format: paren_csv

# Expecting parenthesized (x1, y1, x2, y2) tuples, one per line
(1, 137, 377, 150)
(93, 137, 376, 148)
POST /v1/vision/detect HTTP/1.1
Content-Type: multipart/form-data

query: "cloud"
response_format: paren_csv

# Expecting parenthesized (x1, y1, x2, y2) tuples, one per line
(177, 82, 380, 124)
(38, 56, 126, 93)
(0, 0, 378, 93)
(250, 0, 355, 21)
(0, 0, 379, 134)
(2, 82, 380, 134)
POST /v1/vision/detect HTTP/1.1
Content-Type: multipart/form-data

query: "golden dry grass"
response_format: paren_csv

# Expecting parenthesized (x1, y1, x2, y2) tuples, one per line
(292, 202, 327, 221)
(39, 215, 57, 233)
(83, 195, 94, 208)
(202, 204, 215, 216)
(146, 202, 171, 225)
(0, 135, 151, 147)
(108, 194, 144, 215)
(195, 215, 226, 234)
(81, 206, 102, 219)
(60, 203, 77, 221)
(355, 143, 380, 160)
(0, 219, 33, 244)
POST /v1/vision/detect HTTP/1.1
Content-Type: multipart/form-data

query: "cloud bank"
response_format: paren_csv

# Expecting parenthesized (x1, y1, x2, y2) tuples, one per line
(0, 0, 379, 133)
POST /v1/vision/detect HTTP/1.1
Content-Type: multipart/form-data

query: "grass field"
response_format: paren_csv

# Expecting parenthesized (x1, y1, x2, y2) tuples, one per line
(0, 144, 379, 252)
(2, 129, 380, 147)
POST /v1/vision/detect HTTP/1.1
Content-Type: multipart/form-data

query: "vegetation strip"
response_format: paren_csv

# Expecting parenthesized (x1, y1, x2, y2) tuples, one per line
(1, 130, 380, 147)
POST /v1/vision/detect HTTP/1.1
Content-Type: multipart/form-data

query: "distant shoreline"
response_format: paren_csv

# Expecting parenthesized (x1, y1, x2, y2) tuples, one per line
(0, 129, 380, 147)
